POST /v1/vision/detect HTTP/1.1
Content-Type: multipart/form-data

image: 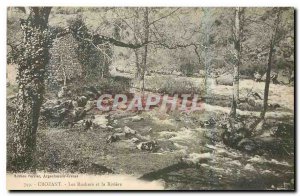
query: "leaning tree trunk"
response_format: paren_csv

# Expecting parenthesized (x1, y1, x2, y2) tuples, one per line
(260, 39, 274, 119)
(230, 7, 244, 118)
(11, 7, 52, 171)
(260, 9, 281, 119)
(250, 9, 282, 135)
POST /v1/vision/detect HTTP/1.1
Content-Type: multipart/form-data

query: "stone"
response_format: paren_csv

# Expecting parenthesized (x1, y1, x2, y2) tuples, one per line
(72, 107, 86, 122)
(182, 152, 213, 165)
(83, 119, 93, 130)
(130, 137, 140, 144)
(216, 74, 233, 86)
(85, 100, 95, 111)
(93, 115, 108, 128)
(136, 141, 158, 151)
(229, 160, 242, 166)
(248, 155, 265, 163)
(61, 100, 74, 110)
(131, 115, 144, 122)
(124, 126, 137, 136)
(76, 96, 88, 107)
(115, 128, 122, 132)
(72, 100, 79, 108)
(244, 163, 256, 171)
(106, 135, 120, 143)
(261, 170, 272, 174)
(57, 86, 67, 98)
(254, 72, 262, 82)
(114, 132, 126, 140)
(237, 138, 256, 152)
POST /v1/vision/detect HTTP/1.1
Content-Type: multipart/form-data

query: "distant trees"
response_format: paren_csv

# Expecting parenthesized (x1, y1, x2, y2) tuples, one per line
(129, 8, 150, 92)
(68, 16, 112, 79)
(108, 8, 182, 91)
(198, 8, 217, 95)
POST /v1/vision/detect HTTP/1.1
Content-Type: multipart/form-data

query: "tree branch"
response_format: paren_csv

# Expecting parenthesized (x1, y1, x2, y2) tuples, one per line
(148, 8, 180, 27)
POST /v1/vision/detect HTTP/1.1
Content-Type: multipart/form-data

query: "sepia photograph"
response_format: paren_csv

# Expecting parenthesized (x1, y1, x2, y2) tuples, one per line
(6, 6, 295, 190)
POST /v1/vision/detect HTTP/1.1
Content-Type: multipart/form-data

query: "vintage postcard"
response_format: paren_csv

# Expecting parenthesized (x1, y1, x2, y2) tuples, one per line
(6, 7, 294, 190)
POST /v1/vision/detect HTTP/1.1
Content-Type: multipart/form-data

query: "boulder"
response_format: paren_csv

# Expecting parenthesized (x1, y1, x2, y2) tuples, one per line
(136, 141, 158, 152)
(72, 107, 86, 122)
(254, 72, 262, 82)
(182, 152, 213, 165)
(244, 163, 256, 172)
(41, 99, 75, 126)
(268, 103, 280, 110)
(57, 86, 67, 98)
(221, 119, 250, 148)
(84, 86, 100, 98)
(76, 96, 88, 107)
(85, 100, 96, 111)
(216, 74, 233, 86)
(131, 115, 144, 122)
(130, 137, 140, 144)
(92, 115, 108, 128)
(106, 135, 120, 143)
(261, 71, 278, 82)
(237, 138, 256, 152)
(72, 100, 79, 108)
(124, 126, 137, 136)
(229, 160, 242, 166)
(277, 70, 291, 84)
(83, 119, 93, 130)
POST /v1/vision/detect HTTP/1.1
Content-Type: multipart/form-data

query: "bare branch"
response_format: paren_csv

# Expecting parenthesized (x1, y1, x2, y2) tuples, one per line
(148, 8, 180, 27)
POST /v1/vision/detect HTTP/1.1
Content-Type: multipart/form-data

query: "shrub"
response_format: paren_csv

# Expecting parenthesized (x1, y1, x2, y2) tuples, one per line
(98, 77, 131, 94)
(149, 76, 204, 95)
(67, 76, 131, 96)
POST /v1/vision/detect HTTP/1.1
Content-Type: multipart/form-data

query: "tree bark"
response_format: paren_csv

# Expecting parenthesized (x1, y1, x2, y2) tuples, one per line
(10, 7, 52, 171)
(230, 7, 244, 118)
(133, 9, 142, 80)
(260, 9, 281, 119)
(141, 8, 149, 93)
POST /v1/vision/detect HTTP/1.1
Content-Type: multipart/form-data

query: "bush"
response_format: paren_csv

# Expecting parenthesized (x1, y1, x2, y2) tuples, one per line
(180, 63, 197, 77)
(149, 76, 204, 95)
(67, 76, 131, 96)
(98, 77, 131, 94)
(240, 64, 266, 77)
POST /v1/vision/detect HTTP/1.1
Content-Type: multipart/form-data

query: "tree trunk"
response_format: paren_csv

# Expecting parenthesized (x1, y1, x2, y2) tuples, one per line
(102, 44, 111, 78)
(260, 39, 274, 118)
(250, 9, 282, 135)
(204, 33, 211, 95)
(230, 7, 244, 118)
(141, 7, 149, 93)
(133, 9, 142, 81)
(260, 9, 281, 119)
(10, 7, 52, 171)
(134, 49, 142, 78)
